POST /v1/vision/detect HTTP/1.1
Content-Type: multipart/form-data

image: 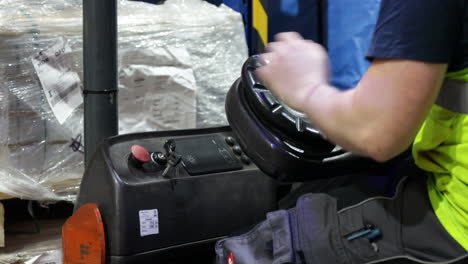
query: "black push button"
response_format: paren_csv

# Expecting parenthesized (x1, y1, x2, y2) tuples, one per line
(240, 155, 251, 165)
(225, 136, 236, 146)
(232, 145, 243, 155)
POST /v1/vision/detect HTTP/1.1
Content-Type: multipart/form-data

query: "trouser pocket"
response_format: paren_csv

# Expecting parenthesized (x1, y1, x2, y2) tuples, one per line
(215, 210, 297, 264)
(294, 193, 348, 264)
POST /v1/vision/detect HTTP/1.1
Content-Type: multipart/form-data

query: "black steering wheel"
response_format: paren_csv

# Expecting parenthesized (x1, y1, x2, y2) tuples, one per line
(225, 56, 403, 182)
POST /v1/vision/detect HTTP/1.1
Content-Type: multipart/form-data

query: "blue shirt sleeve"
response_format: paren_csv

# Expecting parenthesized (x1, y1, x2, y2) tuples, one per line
(366, 0, 465, 64)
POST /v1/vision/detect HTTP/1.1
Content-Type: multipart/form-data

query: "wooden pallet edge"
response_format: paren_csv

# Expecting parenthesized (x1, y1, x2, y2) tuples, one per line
(0, 193, 13, 201)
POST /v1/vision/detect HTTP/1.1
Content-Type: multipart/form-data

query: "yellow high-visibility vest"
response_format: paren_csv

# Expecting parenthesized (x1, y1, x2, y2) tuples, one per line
(413, 68, 468, 251)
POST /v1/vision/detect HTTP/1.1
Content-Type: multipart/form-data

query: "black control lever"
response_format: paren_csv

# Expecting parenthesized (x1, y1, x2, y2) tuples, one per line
(161, 139, 181, 178)
(164, 139, 177, 154)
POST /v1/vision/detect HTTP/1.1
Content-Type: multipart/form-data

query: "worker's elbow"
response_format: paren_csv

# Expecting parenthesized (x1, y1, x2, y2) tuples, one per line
(358, 132, 403, 163)
(364, 145, 396, 163)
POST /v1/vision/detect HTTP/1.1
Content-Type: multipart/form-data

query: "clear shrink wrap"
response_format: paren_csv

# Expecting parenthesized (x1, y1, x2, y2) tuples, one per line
(0, 0, 248, 201)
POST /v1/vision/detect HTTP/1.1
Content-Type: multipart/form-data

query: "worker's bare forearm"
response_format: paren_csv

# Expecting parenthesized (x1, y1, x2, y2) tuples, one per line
(303, 61, 447, 162)
(302, 85, 409, 161)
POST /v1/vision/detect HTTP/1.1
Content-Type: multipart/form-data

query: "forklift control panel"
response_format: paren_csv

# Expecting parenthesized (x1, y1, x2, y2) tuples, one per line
(127, 135, 245, 177)
(75, 127, 278, 263)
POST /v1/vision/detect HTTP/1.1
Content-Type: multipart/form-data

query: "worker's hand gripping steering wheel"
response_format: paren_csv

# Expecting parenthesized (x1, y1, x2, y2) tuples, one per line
(225, 55, 388, 182)
(246, 55, 344, 158)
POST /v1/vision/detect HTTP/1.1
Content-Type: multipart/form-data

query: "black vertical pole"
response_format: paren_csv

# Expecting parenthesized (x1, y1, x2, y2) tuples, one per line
(83, 0, 118, 167)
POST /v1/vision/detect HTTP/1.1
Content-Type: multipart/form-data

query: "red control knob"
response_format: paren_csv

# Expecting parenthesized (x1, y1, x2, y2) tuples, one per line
(131, 145, 151, 163)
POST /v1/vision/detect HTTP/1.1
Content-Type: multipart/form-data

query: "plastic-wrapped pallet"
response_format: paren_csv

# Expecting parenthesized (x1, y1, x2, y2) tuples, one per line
(0, 0, 248, 201)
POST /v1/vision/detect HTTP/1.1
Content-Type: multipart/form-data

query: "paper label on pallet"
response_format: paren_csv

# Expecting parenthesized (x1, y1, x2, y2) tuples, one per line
(139, 209, 159, 236)
(118, 47, 197, 133)
(32, 37, 82, 124)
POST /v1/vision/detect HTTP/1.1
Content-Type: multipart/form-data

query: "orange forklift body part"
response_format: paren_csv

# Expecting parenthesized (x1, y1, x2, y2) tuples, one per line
(62, 203, 106, 264)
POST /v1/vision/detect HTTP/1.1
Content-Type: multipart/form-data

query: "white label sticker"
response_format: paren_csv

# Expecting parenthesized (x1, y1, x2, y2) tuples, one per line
(139, 209, 159, 236)
(31, 37, 82, 124)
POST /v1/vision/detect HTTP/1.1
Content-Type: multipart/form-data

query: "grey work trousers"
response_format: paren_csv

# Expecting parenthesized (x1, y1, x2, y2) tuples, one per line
(215, 160, 468, 264)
